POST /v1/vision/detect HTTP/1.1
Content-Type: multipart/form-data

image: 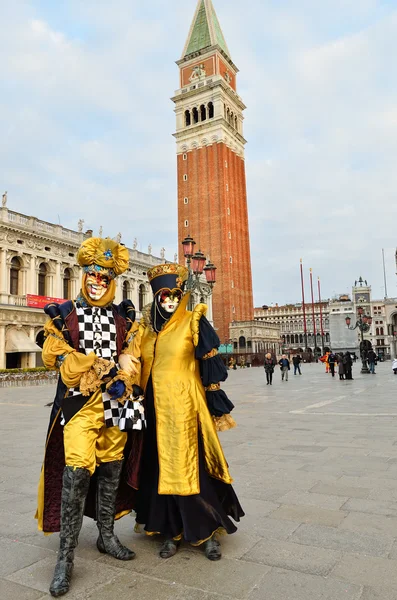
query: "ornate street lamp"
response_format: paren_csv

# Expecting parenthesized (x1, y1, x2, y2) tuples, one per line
(181, 235, 216, 296)
(345, 309, 373, 373)
(181, 235, 196, 259)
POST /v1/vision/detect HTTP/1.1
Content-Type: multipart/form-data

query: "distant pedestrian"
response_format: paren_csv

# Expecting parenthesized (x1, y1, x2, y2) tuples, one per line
(344, 352, 353, 380)
(328, 352, 336, 377)
(338, 354, 345, 380)
(367, 349, 377, 374)
(392, 358, 397, 374)
(320, 351, 330, 373)
(264, 353, 275, 385)
(279, 355, 290, 381)
(292, 354, 302, 375)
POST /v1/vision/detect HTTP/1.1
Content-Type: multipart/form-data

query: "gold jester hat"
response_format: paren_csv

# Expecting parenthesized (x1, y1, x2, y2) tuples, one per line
(77, 237, 129, 277)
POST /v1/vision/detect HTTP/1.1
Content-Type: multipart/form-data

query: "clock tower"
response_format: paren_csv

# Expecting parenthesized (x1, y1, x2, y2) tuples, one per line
(172, 0, 254, 341)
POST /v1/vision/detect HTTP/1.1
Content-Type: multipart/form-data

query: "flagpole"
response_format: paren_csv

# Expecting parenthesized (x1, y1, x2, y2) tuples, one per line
(318, 276, 325, 354)
(300, 259, 308, 350)
(310, 268, 317, 355)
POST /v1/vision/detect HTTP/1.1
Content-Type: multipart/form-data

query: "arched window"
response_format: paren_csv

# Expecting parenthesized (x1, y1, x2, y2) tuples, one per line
(36, 330, 45, 348)
(185, 110, 191, 127)
(295, 334, 299, 344)
(239, 336, 246, 349)
(286, 335, 290, 344)
(200, 104, 206, 121)
(63, 268, 72, 299)
(10, 256, 21, 295)
(138, 284, 146, 311)
(208, 102, 214, 119)
(122, 280, 129, 301)
(192, 107, 199, 124)
(235, 115, 238, 130)
(299, 334, 303, 344)
(376, 327, 380, 336)
(38, 263, 47, 296)
(380, 327, 384, 336)
(229, 111, 234, 125)
(325, 333, 330, 342)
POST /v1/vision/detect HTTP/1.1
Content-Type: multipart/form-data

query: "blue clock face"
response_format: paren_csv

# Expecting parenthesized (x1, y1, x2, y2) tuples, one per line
(356, 293, 370, 303)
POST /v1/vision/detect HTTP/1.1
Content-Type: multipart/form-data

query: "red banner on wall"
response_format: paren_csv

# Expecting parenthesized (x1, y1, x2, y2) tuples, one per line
(26, 294, 66, 309)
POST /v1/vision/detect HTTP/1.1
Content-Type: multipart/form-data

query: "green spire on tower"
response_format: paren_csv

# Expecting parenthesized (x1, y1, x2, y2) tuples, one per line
(182, 0, 231, 59)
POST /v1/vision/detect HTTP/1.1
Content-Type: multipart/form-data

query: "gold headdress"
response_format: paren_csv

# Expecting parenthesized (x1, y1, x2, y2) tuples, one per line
(77, 237, 129, 278)
(147, 263, 188, 296)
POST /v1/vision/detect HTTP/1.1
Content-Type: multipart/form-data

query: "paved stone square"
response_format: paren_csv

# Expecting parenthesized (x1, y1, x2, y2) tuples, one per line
(1, 362, 397, 599)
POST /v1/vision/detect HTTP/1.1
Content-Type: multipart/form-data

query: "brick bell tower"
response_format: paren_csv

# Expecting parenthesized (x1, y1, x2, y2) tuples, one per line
(172, 0, 254, 341)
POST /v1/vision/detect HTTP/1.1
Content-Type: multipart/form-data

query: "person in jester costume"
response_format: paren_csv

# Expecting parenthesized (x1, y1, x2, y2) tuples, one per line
(36, 237, 142, 597)
(134, 263, 244, 561)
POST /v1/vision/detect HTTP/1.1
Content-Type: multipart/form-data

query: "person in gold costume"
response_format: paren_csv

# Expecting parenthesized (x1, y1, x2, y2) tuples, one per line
(36, 237, 141, 597)
(134, 263, 244, 561)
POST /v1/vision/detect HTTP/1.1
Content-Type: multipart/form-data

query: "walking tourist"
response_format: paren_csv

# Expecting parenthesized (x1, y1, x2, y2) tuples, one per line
(338, 354, 345, 380)
(328, 351, 336, 377)
(292, 354, 302, 375)
(133, 263, 244, 561)
(392, 357, 397, 374)
(36, 238, 141, 597)
(367, 349, 377, 374)
(344, 351, 353, 380)
(320, 351, 330, 373)
(264, 352, 275, 385)
(279, 354, 290, 381)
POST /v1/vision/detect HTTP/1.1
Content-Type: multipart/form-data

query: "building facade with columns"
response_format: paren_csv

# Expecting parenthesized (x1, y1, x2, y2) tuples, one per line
(254, 302, 331, 354)
(0, 204, 187, 369)
(229, 319, 281, 356)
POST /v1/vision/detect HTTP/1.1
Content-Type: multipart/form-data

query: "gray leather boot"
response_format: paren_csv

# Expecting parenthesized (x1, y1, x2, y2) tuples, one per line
(49, 466, 91, 597)
(96, 461, 135, 560)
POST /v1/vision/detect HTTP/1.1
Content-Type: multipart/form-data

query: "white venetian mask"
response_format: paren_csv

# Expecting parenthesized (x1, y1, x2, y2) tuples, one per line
(159, 289, 183, 314)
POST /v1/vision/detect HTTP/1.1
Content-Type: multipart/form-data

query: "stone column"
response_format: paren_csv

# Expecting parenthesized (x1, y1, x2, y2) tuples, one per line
(20, 268, 27, 297)
(29, 326, 36, 367)
(55, 261, 62, 298)
(0, 325, 6, 369)
(29, 255, 37, 295)
(115, 278, 122, 304)
(0, 248, 7, 301)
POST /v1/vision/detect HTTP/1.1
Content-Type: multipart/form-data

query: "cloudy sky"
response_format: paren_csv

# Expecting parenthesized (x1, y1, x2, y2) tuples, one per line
(1, 0, 396, 305)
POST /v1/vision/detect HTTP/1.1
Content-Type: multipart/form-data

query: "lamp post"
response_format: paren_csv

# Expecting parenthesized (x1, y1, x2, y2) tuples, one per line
(345, 306, 373, 374)
(181, 235, 217, 297)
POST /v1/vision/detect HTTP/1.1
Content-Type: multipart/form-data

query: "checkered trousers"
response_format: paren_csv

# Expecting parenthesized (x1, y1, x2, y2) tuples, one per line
(76, 305, 117, 360)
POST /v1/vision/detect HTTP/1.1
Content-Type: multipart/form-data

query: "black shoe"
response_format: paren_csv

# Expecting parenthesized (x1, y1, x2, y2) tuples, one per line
(204, 537, 221, 561)
(96, 461, 135, 561)
(49, 466, 91, 597)
(159, 538, 180, 558)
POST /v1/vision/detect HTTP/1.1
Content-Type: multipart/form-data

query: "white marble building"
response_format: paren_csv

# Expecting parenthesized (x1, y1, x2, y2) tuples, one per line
(0, 202, 182, 369)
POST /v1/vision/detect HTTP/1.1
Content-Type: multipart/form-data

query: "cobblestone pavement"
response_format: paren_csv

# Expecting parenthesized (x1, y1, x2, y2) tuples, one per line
(1, 362, 397, 599)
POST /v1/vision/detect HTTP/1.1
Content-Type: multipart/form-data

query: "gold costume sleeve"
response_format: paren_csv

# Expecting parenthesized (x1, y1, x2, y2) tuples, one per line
(42, 319, 75, 370)
(42, 318, 97, 388)
(60, 351, 97, 389)
(115, 321, 142, 386)
(191, 303, 208, 347)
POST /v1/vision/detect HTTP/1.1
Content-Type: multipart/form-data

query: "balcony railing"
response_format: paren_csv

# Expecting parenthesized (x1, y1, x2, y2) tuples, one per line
(8, 295, 27, 306)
